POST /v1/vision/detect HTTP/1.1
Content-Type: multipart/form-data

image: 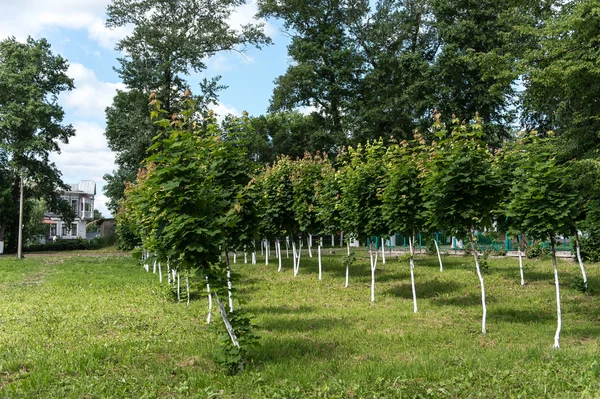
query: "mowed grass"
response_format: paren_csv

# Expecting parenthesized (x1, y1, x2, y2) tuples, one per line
(0, 249, 599, 398)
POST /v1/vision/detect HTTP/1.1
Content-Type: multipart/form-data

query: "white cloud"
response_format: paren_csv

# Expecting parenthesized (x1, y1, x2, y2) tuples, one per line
(213, 102, 240, 123)
(228, 0, 277, 39)
(61, 63, 126, 119)
(0, 0, 128, 50)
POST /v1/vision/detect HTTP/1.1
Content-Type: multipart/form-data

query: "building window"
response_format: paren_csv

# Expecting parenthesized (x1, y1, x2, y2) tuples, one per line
(71, 223, 78, 237)
(71, 199, 78, 215)
(61, 223, 69, 237)
(49, 224, 57, 237)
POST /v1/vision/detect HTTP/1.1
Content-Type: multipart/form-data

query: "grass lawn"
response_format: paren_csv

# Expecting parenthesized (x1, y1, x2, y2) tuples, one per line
(0, 249, 599, 398)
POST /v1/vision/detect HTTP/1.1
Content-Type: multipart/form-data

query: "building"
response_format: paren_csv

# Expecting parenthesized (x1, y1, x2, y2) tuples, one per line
(43, 180, 96, 240)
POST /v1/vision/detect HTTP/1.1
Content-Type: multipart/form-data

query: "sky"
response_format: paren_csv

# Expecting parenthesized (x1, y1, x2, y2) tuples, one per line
(0, 0, 291, 217)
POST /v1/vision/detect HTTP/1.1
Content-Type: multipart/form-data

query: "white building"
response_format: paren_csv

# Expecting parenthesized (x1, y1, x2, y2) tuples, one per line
(43, 180, 96, 240)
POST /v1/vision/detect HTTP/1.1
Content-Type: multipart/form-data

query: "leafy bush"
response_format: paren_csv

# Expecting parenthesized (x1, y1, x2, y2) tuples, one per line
(492, 248, 508, 256)
(24, 236, 116, 252)
(525, 242, 550, 259)
(569, 275, 588, 294)
(213, 308, 259, 375)
(579, 235, 600, 262)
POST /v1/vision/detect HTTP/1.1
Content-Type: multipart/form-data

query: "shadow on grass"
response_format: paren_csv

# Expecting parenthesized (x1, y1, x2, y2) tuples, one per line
(488, 307, 555, 323)
(259, 316, 352, 333)
(246, 304, 317, 315)
(433, 294, 497, 307)
(385, 279, 462, 299)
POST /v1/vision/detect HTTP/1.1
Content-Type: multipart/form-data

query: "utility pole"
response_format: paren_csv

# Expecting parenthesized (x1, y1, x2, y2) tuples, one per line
(17, 171, 24, 259)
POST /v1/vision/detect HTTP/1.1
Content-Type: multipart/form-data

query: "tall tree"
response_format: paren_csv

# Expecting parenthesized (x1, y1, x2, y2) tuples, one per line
(423, 111, 501, 334)
(0, 37, 74, 252)
(522, 0, 600, 157)
(258, 0, 363, 144)
(103, 0, 271, 212)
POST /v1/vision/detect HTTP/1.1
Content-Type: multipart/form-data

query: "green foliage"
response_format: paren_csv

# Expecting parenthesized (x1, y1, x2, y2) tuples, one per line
(103, 0, 271, 211)
(338, 139, 388, 241)
(579, 235, 600, 263)
(423, 112, 501, 238)
(569, 275, 588, 295)
(382, 133, 426, 240)
(314, 161, 341, 236)
(504, 134, 579, 241)
(213, 307, 260, 375)
(0, 36, 75, 251)
(24, 236, 116, 253)
(291, 153, 328, 235)
(525, 242, 550, 260)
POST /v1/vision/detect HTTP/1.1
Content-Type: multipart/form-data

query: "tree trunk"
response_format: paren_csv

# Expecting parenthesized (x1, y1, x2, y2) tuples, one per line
(265, 240, 269, 265)
(470, 232, 487, 334)
(434, 234, 443, 272)
(277, 240, 282, 272)
(408, 236, 418, 313)
(340, 231, 344, 247)
(244, 246, 248, 264)
(177, 270, 181, 303)
(233, 251, 236, 264)
(286, 238, 289, 258)
(550, 234, 562, 349)
(226, 252, 233, 312)
(158, 262, 162, 283)
(381, 237, 386, 265)
(331, 234, 335, 247)
(318, 237, 322, 281)
(308, 233, 313, 258)
(574, 232, 588, 292)
(186, 273, 190, 308)
(518, 235, 525, 287)
(345, 241, 350, 288)
(206, 276, 212, 324)
(370, 243, 378, 303)
(0, 225, 5, 255)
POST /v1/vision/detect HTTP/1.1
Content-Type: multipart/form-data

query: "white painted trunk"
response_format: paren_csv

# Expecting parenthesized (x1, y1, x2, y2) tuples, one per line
(286, 237, 289, 258)
(0, 241, 4, 255)
(206, 277, 212, 324)
(370, 245, 378, 303)
(153, 259, 157, 274)
(252, 251, 256, 265)
(167, 262, 171, 285)
(340, 231, 344, 247)
(277, 241, 282, 272)
(244, 247, 248, 264)
(551, 239, 562, 349)
(345, 241, 350, 288)
(381, 237, 386, 265)
(233, 251, 236, 264)
(158, 262, 162, 283)
(408, 237, 418, 313)
(331, 234, 335, 247)
(265, 241, 269, 265)
(186, 274, 190, 308)
(434, 237, 443, 272)
(261, 239, 264, 255)
(347, 241, 350, 256)
(292, 241, 297, 275)
(172, 269, 176, 286)
(318, 239, 322, 281)
(216, 296, 240, 348)
(177, 271, 181, 303)
(470, 235, 487, 334)
(308, 234, 313, 258)
(518, 242, 525, 287)
(227, 265, 233, 312)
(574, 233, 588, 291)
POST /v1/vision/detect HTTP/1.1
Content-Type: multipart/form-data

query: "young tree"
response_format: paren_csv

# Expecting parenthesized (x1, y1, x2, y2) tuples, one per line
(339, 139, 388, 302)
(0, 37, 75, 253)
(423, 112, 501, 334)
(382, 134, 426, 313)
(121, 93, 258, 370)
(505, 133, 579, 348)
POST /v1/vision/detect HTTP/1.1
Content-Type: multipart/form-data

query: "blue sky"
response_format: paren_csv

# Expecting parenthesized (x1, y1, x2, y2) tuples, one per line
(0, 0, 290, 217)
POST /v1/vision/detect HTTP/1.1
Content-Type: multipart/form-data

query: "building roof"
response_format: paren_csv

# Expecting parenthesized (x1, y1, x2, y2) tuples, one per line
(65, 180, 96, 195)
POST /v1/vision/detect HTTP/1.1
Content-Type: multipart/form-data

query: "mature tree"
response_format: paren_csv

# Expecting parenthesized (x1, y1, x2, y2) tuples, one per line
(504, 133, 579, 348)
(258, 0, 363, 144)
(522, 0, 600, 157)
(338, 139, 388, 302)
(423, 112, 501, 334)
(103, 0, 271, 212)
(0, 37, 74, 252)
(382, 134, 427, 312)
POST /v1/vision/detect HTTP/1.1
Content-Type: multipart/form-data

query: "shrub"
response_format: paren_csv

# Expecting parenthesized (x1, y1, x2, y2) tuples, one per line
(579, 235, 600, 262)
(525, 242, 550, 259)
(24, 236, 116, 253)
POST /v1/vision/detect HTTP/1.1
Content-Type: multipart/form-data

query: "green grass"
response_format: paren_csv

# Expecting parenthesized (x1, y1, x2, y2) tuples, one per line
(0, 249, 599, 398)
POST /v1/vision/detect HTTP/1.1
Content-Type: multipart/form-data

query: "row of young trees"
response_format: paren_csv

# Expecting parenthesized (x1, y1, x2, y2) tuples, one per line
(119, 97, 598, 364)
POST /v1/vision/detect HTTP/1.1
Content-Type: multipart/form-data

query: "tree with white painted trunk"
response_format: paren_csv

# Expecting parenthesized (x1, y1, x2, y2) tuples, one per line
(382, 134, 427, 313)
(339, 139, 388, 302)
(423, 112, 502, 334)
(117, 94, 259, 371)
(505, 133, 579, 348)
(291, 153, 328, 280)
(255, 156, 299, 274)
